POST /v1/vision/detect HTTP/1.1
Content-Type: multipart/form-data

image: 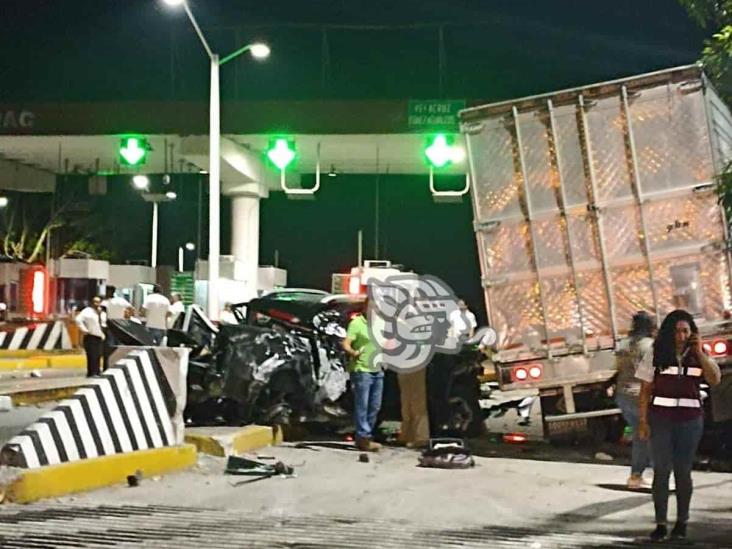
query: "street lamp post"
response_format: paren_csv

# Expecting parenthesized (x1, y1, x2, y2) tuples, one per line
(162, 0, 269, 320)
(133, 175, 176, 269)
(178, 242, 195, 272)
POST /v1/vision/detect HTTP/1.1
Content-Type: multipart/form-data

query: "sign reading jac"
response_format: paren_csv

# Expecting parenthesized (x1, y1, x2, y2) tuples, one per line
(408, 100, 465, 131)
(0, 110, 35, 130)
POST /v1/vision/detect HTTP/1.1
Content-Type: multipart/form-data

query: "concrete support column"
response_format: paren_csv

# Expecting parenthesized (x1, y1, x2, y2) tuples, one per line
(231, 193, 260, 301)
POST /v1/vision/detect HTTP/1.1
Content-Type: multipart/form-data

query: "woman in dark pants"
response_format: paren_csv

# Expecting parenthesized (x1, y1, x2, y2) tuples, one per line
(637, 310, 721, 542)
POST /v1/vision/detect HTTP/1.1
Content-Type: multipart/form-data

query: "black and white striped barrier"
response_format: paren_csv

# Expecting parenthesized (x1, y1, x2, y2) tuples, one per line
(0, 321, 72, 351)
(0, 348, 182, 469)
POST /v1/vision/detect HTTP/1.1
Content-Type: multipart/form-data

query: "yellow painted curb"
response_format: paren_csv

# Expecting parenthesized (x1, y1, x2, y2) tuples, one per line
(0, 354, 84, 371)
(0, 358, 49, 371)
(45, 354, 85, 369)
(185, 425, 283, 457)
(0, 350, 80, 359)
(2, 444, 197, 504)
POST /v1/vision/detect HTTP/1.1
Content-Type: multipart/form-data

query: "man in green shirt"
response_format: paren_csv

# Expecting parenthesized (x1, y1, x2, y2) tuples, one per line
(343, 301, 383, 452)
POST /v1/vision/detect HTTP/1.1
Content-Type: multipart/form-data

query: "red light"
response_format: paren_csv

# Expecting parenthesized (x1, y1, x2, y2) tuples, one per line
(528, 365, 543, 379)
(713, 340, 728, 355)
(31, 269, 45, 315)
(514, 367, 528, 381)
(267, 308, 300, 324)
(503, 432, 528, 444)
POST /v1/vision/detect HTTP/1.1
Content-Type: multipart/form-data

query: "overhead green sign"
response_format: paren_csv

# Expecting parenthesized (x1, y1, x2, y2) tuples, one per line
(170, 272, 195, 306)
(119, 136, 149, 167)
(408, 100, 466, 131)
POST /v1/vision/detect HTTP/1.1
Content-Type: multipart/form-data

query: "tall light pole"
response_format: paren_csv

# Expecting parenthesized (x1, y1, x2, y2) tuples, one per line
(133, 175, 177, 269)
(178, 242, 195, 272)
(162, 0, 269, 319)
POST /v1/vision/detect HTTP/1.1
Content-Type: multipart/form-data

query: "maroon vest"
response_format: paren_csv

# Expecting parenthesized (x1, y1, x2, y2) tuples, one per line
(650, 350, 704, 422)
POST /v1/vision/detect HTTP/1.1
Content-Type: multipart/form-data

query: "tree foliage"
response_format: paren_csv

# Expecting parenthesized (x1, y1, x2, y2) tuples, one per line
(680, 1, 732, 224)
(0, 192, 110, 264)
(680, 1, 732, 101)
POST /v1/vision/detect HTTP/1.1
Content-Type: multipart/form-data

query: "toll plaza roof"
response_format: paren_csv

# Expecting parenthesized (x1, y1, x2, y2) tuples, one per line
(0, 99, 470, 188)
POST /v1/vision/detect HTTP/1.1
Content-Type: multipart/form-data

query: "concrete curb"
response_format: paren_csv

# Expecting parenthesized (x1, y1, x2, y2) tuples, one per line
(7, 385, 85, 406)
(0, 350, 80, 359)
(0, 354, 85, 371)
(1, 444, 197, 504)
(0, 358, 48, 372)
(185, 425, 283, 457)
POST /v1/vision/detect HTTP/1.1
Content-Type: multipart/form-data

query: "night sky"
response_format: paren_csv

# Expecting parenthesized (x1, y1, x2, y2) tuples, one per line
(0, 1, 708, 321)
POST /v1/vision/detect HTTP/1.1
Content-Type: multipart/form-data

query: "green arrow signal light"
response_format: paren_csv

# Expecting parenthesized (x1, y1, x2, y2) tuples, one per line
(266, 138, 296, 170)
(119, 137, 149, 167)
(425, 134, 456, 169)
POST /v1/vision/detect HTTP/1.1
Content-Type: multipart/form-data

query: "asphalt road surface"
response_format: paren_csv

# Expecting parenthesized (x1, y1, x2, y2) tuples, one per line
(1, 444, 730, 548)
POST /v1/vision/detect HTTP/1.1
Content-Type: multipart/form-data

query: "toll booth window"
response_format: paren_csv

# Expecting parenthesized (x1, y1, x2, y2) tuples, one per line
(670, 263, 703, 316)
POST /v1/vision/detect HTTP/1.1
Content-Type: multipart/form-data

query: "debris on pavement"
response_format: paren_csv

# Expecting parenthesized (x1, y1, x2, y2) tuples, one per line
(418, 439, 475, 469)
(225, 455, 296, 486)
(358, 453, 369, 463)
(0, 396, 13, 412)
(126, 470, 143, 487)
(594, 452, 614, 461)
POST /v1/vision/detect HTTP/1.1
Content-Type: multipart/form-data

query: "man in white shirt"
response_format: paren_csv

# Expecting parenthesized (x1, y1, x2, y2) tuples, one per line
(76, 296, 105, 377)
(142, 285, 170, 345)
(168, 292, 186, 329)
(101, 285, 133, 370)
(102, 286, 133, 322)
(449, 299, 478, 341)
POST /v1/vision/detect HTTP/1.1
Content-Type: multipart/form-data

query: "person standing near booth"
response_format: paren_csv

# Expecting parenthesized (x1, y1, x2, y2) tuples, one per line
(75, 296, 105, 377)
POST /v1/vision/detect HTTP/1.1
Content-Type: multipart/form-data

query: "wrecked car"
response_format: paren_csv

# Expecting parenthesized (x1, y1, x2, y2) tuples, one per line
(110, 294, 486, 437)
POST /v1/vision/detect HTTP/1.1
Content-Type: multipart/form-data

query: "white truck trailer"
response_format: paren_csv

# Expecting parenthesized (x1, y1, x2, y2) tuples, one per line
(460, 65, 732, 443)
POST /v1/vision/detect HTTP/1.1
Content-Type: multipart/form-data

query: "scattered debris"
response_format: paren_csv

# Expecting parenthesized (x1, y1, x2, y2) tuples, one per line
(0, 396, 13, 412)
(29, 370, 42, 378)
(358, 453, 369, 463)
(225, 455, 296, 486)
(126, 470, 143, 487)
(418, 439, 475, 469)
(594, 452, 614, 461)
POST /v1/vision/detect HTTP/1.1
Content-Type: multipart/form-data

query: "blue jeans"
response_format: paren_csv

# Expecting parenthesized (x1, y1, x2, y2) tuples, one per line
(148, 327, 166, 345)
(616, 393, 652, 475)
(649, 414, 704, 525)
(351, 371, 384, 440)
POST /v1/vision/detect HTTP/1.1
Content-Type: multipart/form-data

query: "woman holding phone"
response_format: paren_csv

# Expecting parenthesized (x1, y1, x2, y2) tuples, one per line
(637, 309, 721, 542)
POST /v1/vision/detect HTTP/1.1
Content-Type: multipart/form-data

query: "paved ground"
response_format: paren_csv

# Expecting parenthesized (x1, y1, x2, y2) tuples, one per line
(0, 404, 50, 444)
(0, 369, 86, 396)
(1, 386, 730, 547)
(2, 444, 730, 548)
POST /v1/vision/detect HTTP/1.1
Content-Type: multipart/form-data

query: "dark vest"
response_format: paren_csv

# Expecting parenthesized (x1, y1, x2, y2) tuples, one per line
(650, 349, 704, 422)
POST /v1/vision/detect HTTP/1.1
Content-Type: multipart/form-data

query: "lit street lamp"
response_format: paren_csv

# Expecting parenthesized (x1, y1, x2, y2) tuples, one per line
(162, 0, 270, 319)
(132, 174, 150, 190)
(133, 177, 177, 268)
(178, 241, 195, 272)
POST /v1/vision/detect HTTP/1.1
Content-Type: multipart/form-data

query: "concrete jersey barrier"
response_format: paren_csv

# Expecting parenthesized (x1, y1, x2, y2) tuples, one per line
(0, 321, 72, 351)
(0, 348, 177, 469)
